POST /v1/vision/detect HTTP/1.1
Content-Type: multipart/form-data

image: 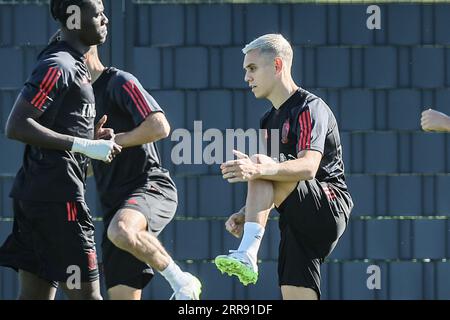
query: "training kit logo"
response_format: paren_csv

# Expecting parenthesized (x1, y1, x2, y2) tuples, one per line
(127, 199, 138, 205)
(81, 103, 96, 118)
(170, 121, 280, 165)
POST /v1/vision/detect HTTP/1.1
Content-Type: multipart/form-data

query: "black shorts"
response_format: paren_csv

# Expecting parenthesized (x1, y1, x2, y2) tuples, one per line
(101, 183, 177, 290)
(0, 199, 99, 286)
(276, 179, 352, 298)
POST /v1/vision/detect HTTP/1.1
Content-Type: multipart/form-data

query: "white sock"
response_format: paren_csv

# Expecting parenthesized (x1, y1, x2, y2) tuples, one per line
(237, 222, 265, 260)
(160, 259, 189, 290)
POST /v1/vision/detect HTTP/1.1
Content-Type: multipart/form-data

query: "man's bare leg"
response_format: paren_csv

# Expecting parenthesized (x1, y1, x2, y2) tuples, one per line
(108, 285, 142, 300)
(18, 270, 57, 300)
(216, 154, 318, 298)
(254, 154, 298, 207)
(107, 209, 171, 271)
(259, 155, 319, 300)
(215, 154, 296, 285)
(59, 280, 102, 300)
(281, 285, 318, 300)
(107, 209, 201, 300)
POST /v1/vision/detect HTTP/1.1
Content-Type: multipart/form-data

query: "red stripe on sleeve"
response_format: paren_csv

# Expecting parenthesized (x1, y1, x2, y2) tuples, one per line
(130, 85, 149, 117)
(33, 68, 58, 107)
(31, 67, 57, 107)
(130, 82, 151, 116)
(35, 69, 61, 110)
(305, 110, 312, 149)
(31, 67, 54, 105)
(72, 202, 77, 221)
(301, 112, 306, 149)
(34, 68, 58, 107)
(298, 113, 303, 151)
(122, 81, 147, 119)
(66, 202, 71, 221)
(298, 110, 312, 151)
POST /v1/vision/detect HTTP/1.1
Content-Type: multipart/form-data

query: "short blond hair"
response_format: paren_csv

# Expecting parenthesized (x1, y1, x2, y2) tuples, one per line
(242, 34, 293, 67)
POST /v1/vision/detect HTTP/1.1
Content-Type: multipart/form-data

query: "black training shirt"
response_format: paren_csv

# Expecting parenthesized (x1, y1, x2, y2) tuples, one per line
(91, 67, 176, 208)
(261, 88, 349, 191)
(10, 41, 95, 202)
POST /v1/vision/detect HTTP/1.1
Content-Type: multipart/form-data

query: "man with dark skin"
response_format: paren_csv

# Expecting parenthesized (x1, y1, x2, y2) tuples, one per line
(0, 0, 120, 300)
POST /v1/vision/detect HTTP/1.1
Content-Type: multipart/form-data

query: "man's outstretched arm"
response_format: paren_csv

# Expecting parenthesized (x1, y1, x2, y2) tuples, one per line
(6, 97, 121, 162)
(256, 150, 321, 182)
(113, 112, 170, 148)
(221, 149, 321, 183)
(6, 96, 74, 150)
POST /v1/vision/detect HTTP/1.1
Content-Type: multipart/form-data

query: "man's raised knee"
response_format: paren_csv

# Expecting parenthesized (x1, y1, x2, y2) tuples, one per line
(107, 221, 134, 250)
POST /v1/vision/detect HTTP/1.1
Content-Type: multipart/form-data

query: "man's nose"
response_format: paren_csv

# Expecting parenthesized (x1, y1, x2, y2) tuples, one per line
(102, 13, 109, 25)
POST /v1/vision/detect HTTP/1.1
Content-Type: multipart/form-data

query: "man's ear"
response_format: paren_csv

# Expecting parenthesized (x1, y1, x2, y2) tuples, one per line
(274, 57, 283, 74)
